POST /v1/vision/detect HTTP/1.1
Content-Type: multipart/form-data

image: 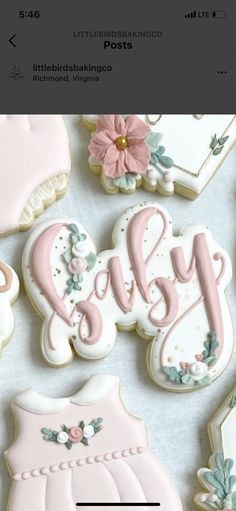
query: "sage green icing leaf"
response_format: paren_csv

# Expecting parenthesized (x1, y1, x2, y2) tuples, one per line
(86, 252, 97, 271)
(213, 146, 223, 156)
(66, 440, 72, 450)
(41, 428, 51, 435)
(214, 469, 225, 486)
(95, 417, 103, 424)
(79, 420, 85, 429)
(156, 145, 166, 156)
(204, 356, 216, 366)
(113, 173, 137, 190)
(229, 395, 236, 408)
(215, 452, 224, 471)
(158, 155, 174, 168)
(225, 458, 234, 476)
(62, 425, 70, 434)
(68, 223, 79, 234)
(63, 249, 72, 263)
(204, 471, 224, 491)
(71, 234, 79, 244)
(146, 132, 163, 152)
(218, 135, 229, 145)
(73, 282, 81, 290)
(210, 134, 218, 150)
(181, 373, 194, 385)
(81, 437, 89, 446)
(229, 475, 236, 492)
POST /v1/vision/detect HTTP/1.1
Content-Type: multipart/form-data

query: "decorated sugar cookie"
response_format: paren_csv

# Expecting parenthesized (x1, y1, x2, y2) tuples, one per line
(0, 115, 71, 236)
(83, 114, 236, 199)
(22, 203, 233, 392)
(195, 386, 236, 510)
(5, 374, 183, 509)
(0, 260, 19, 355)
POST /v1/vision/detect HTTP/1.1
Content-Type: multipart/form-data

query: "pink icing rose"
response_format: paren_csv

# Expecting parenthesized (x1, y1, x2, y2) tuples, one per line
(68, 427, 83, 443)
(180, 362, 190, 370)
(68, 257, 87, 274)
(195, 354, 204, 362)
(88, 115, 151, 178)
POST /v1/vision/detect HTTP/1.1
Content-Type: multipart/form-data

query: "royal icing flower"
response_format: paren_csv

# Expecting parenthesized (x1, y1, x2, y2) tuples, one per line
(56, 431, 69, 444)
(68, 426, 83, 443)
(88, 115, 151, 178)
(41, 417, 103, 449)
(68, 257, 87, 275)
(63, 224, 97, 294)
(83, 425, 95, 439)
(195, 354, 204, 362)
(189, 362, 208, 381)
(72, 239, 91, 258)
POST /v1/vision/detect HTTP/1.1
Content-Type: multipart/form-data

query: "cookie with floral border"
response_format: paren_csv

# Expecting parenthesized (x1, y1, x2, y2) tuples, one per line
(0, 260, 19, 356)
(195, 386, 236, 510)
(22, 202, 232, 391)
(83, 114, 236, 199)
(0, 115, 71, 236)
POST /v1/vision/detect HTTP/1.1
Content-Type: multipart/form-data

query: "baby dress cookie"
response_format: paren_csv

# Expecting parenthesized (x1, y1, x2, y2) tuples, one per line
(0, 260, 19, 356)
(83, 114, 236, 199)
(22, 202, 233, 392)
(0, 115, 71, 236)
(5, 374, 183, 510)
(195, 386, 236, 510)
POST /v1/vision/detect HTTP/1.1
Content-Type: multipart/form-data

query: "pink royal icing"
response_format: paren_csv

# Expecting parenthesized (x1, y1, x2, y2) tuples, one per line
(0, 115, 70, 235)
(5, 375, 183, 509)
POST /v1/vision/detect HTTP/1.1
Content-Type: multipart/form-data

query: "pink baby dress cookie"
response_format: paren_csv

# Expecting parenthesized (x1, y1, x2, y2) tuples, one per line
(5, 375, 183, 510)
(0, 260, 19, 356)
(83, 114, 236, 199)
(0, 115, 71, 236)
(22, 202, 233, 393)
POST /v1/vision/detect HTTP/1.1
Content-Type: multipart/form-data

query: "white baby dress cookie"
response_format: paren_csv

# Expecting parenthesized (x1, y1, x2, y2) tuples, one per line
(0, 115, 71, 236)
(195, 386, 236, 510)
(83, 114, 236, 199)
(22, 202, 232, 392)
(0, 260, 19, 356)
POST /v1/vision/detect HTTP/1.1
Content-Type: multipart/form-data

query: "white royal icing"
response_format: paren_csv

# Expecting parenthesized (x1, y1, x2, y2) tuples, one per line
(22, 202, 232, 393)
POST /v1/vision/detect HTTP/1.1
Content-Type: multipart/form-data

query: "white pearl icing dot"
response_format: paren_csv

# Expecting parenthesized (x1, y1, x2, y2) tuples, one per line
(190, 362, 208, 381)
(57, 431, 69, 444)
(164, 170, 174, 183)
(83, 425, 95, 439)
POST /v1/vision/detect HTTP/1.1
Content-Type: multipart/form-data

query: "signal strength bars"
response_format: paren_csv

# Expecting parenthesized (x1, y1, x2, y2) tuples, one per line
(185, 11, 197, 18)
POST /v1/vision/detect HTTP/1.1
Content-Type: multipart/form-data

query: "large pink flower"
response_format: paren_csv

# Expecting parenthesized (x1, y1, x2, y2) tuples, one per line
(88, 115, 151, 178)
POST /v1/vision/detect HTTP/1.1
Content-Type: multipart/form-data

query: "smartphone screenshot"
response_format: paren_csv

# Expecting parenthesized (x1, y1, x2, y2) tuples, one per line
(0, 2, 235, 511)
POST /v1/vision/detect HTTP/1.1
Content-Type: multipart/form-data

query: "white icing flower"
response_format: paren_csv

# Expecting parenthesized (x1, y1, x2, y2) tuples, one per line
(72, 240, 91, 258)
(189, 362, 208, 381)
(57, 431, 69, 444)
(82, 425, 95, 439)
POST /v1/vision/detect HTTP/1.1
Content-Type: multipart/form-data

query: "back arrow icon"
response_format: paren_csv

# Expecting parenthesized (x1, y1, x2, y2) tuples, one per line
(9, 34, 16, 47)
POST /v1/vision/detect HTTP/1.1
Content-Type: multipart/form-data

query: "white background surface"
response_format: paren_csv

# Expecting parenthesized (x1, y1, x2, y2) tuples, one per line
(0, 115, 236, 511)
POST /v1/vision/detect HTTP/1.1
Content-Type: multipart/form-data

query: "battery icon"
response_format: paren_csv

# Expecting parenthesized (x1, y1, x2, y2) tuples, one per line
(212, 10, 227, 18)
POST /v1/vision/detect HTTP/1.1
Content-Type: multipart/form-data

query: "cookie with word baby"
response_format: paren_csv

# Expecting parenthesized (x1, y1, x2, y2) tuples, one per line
(22, 202, 232, 392)
(4, 375, 183, 510)
(83, 114, 236, 199)
(0, 115, 71, 236)
(0, 260, 19, 356)
(195, 386, 236, 510)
